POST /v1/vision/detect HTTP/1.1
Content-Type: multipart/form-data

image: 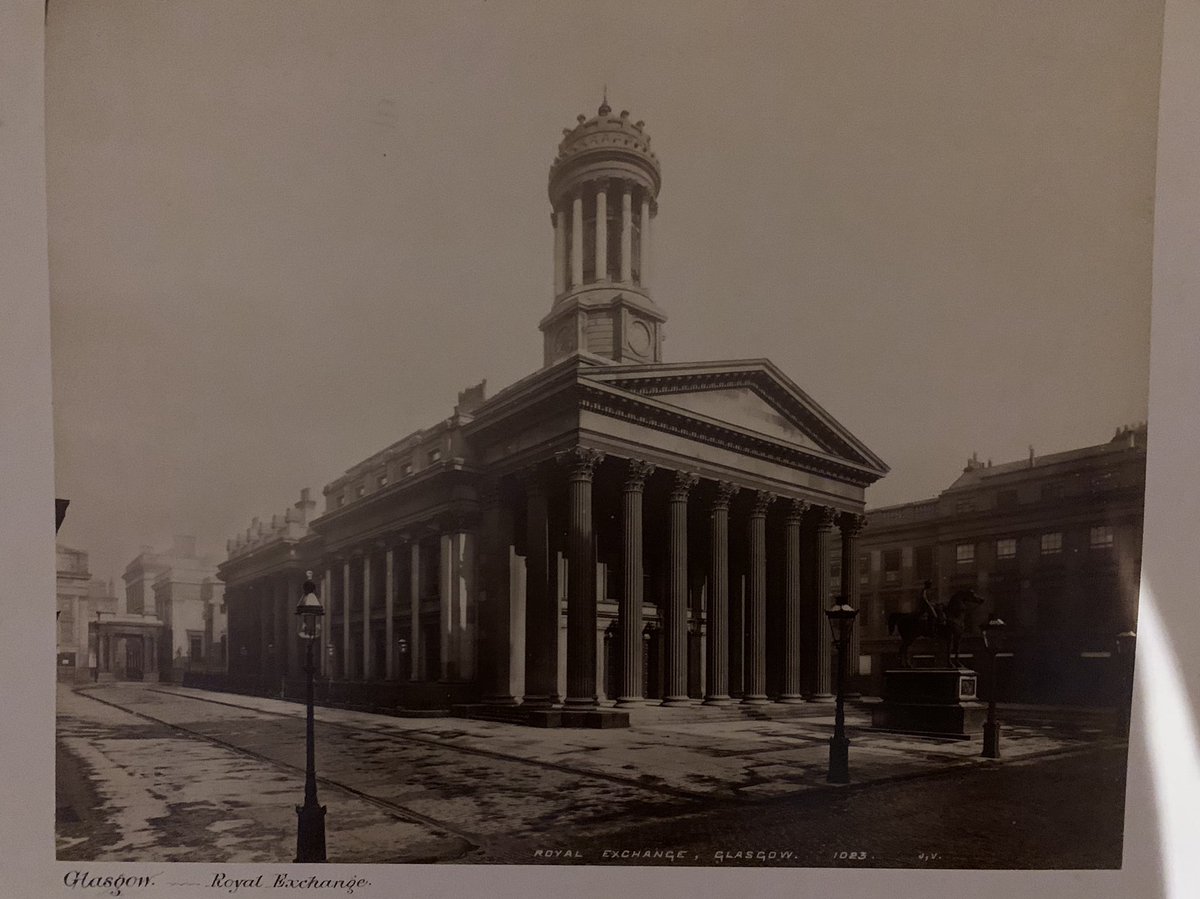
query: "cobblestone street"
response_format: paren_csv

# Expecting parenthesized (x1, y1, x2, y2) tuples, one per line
(56, 683, 1127, 868)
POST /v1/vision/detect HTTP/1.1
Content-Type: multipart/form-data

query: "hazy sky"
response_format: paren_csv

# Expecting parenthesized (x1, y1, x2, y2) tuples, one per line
(47, 0, 1162, 585)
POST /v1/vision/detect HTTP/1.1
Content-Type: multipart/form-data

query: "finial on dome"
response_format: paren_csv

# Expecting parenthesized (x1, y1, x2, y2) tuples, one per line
(598, 85, 610, 116)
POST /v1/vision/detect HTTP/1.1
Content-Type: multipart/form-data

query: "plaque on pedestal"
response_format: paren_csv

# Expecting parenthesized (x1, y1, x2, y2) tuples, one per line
(870, 668, 988, 739)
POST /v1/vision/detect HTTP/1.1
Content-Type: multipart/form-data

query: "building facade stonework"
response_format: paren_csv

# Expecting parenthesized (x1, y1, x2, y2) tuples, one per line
(218, 102, 889, 710)
(857, 426, 1146, 704)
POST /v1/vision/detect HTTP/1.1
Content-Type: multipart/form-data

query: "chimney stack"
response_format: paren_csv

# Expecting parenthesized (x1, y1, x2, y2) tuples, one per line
(294, 487, 317, 525)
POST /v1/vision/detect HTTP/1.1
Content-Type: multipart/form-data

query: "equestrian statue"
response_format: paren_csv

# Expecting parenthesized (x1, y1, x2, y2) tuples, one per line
(887, 581, 985, 668)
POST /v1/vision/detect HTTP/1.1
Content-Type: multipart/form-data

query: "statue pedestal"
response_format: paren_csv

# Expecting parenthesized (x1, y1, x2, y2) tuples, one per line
(870, 668, 987, 739)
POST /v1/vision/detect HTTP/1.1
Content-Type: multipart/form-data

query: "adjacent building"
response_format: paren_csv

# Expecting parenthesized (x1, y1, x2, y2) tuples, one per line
(857, 425, 1146, 703)
(218, 100, 889, 713)
(56, 545, 118, 682)
(89, 536, 227, 682)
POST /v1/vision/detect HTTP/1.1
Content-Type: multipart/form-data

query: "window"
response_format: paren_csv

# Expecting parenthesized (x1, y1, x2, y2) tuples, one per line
(338, 494, 346, 508)
(996, 489, 1018, 508)
(189, 635, 203, 662)
(914, 545, 934, 581)
(956, 543, 975, 565)
(1041, 532, 1063, 554)
(858, 654, 872, 676)
(996, 538, 1017, 560)
(858, 553, 870, 586)
(379, 474, 389, 488)
(356, 485, 365, 498)
(1090, 526, 1114, 549)
(883, 549, 901, 584)
(402, 462, 413, 477)
(428, 448, 442, 464)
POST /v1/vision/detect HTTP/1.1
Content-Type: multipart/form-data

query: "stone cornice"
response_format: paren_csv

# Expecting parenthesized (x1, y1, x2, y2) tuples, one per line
(311, 458, 480, 531)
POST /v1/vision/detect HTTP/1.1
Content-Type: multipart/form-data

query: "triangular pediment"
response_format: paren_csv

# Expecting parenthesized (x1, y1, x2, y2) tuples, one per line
(581, 359, 889, 478)
(656, 386, 824, 450)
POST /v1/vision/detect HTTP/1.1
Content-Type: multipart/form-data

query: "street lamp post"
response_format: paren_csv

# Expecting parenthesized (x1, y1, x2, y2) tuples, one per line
(825, 598, 859, 784)
(1115, 630, 1136, 737)
(294, 571, 327, 863)
(981, 613, 1006, 759)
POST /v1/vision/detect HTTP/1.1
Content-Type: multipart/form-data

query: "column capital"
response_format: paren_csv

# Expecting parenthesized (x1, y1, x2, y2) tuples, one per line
(811, 504, 839, 530)
(838, 511, 868, 536)
(750, 489, 776, 517)
(623, 459, 656, 492)
(669, 470, 700, 501)
(785, 498, 811, 524)
(557, 446, 605, 480)
(712, 480, 740, 511)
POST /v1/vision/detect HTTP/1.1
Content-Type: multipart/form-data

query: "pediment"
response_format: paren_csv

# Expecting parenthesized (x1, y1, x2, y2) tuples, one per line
(657, 386, 824, 451)
(581, 360, 889, 479)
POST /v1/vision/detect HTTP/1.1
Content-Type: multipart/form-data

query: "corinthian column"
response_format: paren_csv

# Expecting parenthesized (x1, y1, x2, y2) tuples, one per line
(808, 506, 838, 700)
(481, 480, 517, 705)
(560, 447, 605, 708)
(618, 459, 655, 706)
(743, 490, 774, 704)
(523, 470, 554, 707)
(362, 550, 372, 680)
(384, 545, 395, 680)
(704, 481, 739, 705)
(341, 560, 351, 679)
(780, 499, 809, 703)
(839, 512, 868, 685)
(664, 471, 699, 706)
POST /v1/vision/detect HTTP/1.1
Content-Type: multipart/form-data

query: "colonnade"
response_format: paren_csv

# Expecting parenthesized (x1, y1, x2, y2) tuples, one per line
(225, 528, 475, 687)
(93, 629, 158, 680)
(483, 449, 866, 709)
(553, 180, 652, 295)
(224, 450, 865, 709)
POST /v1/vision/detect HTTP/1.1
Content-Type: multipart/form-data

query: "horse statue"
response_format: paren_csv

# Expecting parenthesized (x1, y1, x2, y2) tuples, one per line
(887, 588, 985, 669)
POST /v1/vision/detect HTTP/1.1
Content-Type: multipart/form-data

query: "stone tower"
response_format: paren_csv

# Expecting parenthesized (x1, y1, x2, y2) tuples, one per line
(540, 98, 665, 367)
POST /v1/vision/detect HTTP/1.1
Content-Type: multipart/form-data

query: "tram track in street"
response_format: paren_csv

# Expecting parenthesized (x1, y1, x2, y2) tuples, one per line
(133, 685, 713, 802)
(73, 686, 483, 860)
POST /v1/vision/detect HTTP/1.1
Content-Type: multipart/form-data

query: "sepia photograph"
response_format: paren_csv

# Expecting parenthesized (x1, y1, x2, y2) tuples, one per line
(30, 0, 1186, 889)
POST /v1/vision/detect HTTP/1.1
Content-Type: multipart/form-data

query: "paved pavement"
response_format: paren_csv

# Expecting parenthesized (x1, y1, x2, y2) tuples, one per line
(56, 682, 1126, 867)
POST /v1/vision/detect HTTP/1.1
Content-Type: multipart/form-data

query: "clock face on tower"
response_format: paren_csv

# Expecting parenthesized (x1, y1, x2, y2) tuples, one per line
(627, 319, 652, 357)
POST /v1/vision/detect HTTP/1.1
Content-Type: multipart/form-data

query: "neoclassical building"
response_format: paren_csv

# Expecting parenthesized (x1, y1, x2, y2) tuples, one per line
(857, 426, 1146, 704)
(217, 101, 888, 717)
